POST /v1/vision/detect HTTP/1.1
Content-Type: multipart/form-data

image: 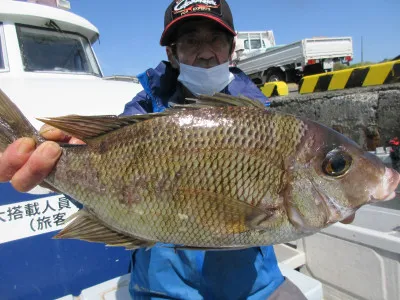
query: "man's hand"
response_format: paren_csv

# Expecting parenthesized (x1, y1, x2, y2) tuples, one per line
(0, 125, 84, 192)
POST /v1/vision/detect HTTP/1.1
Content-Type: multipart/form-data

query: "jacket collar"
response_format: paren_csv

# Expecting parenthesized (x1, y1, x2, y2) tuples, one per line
(137, 61, 269, 112)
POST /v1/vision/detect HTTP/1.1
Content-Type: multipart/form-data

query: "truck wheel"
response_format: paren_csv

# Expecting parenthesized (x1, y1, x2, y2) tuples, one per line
(267, 71, 285, 82)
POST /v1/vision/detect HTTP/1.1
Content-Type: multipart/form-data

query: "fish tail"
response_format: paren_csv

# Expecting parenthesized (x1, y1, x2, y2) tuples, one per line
(0, 89, 42, 152)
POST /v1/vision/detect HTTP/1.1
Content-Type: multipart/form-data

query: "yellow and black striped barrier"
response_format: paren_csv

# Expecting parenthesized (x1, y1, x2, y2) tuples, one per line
(261, 81, 289, 97)
(299, 59, 400, 94)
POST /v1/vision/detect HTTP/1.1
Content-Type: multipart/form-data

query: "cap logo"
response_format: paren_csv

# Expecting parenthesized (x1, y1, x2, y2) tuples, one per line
(173, 0, 221, 18)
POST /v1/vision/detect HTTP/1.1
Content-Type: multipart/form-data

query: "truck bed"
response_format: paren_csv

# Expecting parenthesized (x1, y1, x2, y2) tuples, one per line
(237, 37, 353, 76)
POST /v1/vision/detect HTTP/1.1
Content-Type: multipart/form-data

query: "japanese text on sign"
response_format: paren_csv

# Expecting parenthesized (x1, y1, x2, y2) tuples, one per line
(0, 196, 79, 244)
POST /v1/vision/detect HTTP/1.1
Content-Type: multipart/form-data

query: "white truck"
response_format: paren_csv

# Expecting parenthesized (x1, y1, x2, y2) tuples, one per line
(231, 30, 354, 85)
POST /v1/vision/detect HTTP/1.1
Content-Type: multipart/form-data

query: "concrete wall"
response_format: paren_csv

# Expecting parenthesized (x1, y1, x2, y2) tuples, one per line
(270, 83, 400, 151)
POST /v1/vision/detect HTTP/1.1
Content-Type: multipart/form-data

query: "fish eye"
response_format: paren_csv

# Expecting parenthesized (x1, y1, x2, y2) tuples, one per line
(322, 150, 353, 177)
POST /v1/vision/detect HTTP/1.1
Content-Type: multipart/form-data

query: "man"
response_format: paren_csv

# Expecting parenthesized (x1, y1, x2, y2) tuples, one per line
(0, 1, 326, 299)
(120, 1, 306, 299)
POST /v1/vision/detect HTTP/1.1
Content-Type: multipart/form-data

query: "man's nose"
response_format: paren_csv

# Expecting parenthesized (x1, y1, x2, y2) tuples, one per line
(197, 43, 216, 60)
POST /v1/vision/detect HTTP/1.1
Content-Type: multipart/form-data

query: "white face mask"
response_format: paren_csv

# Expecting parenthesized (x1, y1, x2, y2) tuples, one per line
(177, 62, 235, 96)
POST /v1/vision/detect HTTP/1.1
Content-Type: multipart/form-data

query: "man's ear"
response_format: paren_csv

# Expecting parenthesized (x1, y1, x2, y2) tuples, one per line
(166, 46, 179, 69)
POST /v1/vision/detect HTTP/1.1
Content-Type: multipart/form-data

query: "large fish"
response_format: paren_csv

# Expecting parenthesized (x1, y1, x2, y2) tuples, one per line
(0, 89, 398, 250)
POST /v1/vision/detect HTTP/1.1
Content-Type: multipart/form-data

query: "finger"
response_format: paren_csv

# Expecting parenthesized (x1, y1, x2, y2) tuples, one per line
(39, 125, 86, 145)
(340, 213, 356, 224)
(11, 141, 62, 192)
(69, 137, 86, 145)
(39, 124, 70, 142)
(0, 138, 36, 182)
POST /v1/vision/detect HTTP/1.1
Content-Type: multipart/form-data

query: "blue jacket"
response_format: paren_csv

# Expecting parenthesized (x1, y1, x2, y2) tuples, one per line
(122, 61, 284, 300)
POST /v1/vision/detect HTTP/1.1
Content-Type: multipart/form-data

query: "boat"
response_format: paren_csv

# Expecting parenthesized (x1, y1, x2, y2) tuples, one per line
(0, 1, 142, 299)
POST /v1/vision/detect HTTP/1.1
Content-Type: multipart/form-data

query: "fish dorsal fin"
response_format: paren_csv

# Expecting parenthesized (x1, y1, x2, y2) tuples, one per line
(186, 93, 267, 109)
(54, 209, 155, 250)
(37, 94, 264, 143)
(37, 113, 168, 143)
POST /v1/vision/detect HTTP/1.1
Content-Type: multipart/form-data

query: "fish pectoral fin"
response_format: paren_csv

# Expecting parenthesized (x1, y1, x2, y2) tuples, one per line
(231, 199, 280, 231)
(222, 195, 285, 232)
(53, 209, 154, 250)
(180, 188, 276, 234)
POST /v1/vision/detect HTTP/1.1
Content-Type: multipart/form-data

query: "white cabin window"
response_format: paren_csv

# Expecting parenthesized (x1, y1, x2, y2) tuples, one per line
(16, 24, 101, 76)
(244, 39, 266, 50)
(0, 23, 9, 71)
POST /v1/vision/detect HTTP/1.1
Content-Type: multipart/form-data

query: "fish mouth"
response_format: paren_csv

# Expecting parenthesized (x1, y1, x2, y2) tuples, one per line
(371, 167, 400, 202)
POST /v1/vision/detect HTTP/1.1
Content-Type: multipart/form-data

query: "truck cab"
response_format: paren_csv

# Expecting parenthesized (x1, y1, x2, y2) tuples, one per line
(231, 30, 276, 62)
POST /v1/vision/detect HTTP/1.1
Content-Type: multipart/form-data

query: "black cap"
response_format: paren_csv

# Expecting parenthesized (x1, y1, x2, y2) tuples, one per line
(160, 0, 236, 46)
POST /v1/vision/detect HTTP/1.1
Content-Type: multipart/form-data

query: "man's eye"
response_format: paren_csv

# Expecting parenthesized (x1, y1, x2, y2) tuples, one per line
(214, 34, 228, 42)
(179, 36, 197, 46)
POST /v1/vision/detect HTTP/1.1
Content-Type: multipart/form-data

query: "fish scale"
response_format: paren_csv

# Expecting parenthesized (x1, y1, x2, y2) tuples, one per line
(45, 108, 305, 247)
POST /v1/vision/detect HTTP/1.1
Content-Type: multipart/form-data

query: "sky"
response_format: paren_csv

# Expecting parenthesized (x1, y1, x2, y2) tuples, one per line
(69, 0, 400, 77)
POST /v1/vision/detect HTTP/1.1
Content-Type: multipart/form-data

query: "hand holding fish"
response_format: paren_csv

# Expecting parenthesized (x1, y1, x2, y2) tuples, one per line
(0, 125, 84, 192)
